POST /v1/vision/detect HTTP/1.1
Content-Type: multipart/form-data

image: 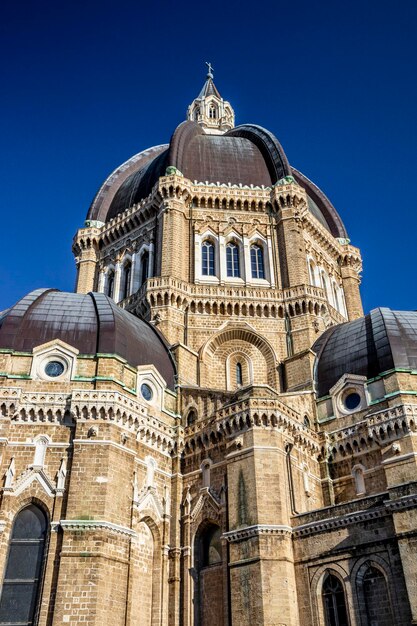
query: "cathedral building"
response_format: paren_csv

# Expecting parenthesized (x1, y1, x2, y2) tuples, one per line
(0, 68, 416, 626)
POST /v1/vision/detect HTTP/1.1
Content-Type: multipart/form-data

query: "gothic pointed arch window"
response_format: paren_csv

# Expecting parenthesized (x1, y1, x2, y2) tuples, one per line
(209, 104, 217, 119)
(202, 240, 215, 276)
(309, 260, 317, 286)
(140, 251, 149, 286)
(106, 270, 115, 299)
(187, 408, 197, 426)
(226, 242, 240, 277)
(250, 244, 265, 279)
(357, 563, 394, 626)
(121, 260, 132, 301)
(321, 270, 330, 301)
(322, 572, 349, 626)
(0, 504, 48, 626)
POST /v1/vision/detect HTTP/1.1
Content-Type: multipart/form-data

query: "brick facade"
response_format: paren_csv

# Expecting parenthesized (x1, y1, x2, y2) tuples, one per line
(0, 78, 416, 626)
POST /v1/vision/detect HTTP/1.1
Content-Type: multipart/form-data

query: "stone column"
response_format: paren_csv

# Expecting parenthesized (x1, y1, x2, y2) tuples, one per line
(267, 236, 276, 287)
(98, 268, 106, 293)
(114, 261, 122, 302)
(129, 252, 137, 294)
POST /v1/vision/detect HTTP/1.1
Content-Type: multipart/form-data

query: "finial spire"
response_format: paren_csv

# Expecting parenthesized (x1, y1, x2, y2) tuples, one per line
(205, 61, 214, 79)
(186, 66, 235, 134)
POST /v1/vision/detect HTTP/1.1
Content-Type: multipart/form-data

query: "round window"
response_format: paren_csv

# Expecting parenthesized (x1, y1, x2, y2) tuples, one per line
(44, 361, 65, 378)
(141, 383, 153, 402)
(344, 391, 361, 411)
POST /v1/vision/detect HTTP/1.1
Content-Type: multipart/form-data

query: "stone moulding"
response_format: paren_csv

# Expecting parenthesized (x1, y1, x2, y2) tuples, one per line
(59, 519, 135, 537)
(327, 403, 417, 459)
(293, 493, 417, 538)
(222, 524, 292, 543)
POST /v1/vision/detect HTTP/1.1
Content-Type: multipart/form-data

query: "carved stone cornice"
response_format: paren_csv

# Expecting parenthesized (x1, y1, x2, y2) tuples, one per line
(293, 506, 387, 538)
(223, 524, 292, 543)
(59, 519, 135, 537)
(293, 490, 417, 538)
(327, 404, 417, 460)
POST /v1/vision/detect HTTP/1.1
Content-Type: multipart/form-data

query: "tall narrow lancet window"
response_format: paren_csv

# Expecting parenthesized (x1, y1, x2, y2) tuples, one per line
(250, 245, 265, 279)
(121, 262, 132, 300)
(202, 241, 215, 276)
(140, 251, 149, 286)
(322, 573, 349, 626)
(226, 243, 240, 277)
(309, 261, 316, 286)
(107, 271, 115, 299)
(236, 362, 243, 386)
(0, 505, 48, 626)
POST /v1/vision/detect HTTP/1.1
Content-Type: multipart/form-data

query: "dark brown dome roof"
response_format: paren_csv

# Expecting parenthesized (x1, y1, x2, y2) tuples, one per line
(0, 289, 176, 390)
(87, 121, 347, 238)
(313, 308, 417, 397)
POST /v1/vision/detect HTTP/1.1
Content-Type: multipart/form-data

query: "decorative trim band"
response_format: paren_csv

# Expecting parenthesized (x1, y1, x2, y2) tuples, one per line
(223, 524, 292, 543)
(385, 494, 417, 512)
(293, 507, 387, 538)
(59, 519, 135, 537)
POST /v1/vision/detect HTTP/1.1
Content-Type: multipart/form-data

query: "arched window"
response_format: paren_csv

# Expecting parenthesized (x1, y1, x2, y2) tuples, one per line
(332, 283, 342, 312)
(209, 104, 217, 119)
(0, 505, 48, 625)
(202, 240, 215, 276)
(106, 271, 115, 298)
(236, 362, 243, 386)
(361, 565, 394, 625)
(353, 466, 366, 495)
(309, 261, 317, 286)
(33, 436, 48, 468)
(321, 271, 329, 300)
(140, 251, 149, 286)
(121, 261, 132, 300)
(322, 573, 349, 626)
(194, 106, 200, 121)
(226, 243, 240, 277)
(250, 245, 265, 279)
(187, 409, 197, 426)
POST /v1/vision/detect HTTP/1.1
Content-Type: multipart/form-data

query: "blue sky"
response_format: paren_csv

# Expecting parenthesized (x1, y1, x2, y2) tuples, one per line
(1, 0, 416, 313)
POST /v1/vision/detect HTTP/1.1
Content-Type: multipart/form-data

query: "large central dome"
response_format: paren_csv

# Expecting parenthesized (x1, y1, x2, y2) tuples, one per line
(86, 77, 347, 239)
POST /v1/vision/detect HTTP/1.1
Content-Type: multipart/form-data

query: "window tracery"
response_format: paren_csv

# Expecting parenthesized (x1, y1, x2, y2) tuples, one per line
(202, 240, 215, 276)
(226, 242, 240, 277)
(322, 573, 349, 626)
(250, 244, 265, 279)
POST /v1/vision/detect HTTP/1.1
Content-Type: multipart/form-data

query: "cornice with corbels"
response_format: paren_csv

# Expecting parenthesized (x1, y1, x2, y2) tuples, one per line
(325, 403, 417, 461)
(182, 395, 321, 459)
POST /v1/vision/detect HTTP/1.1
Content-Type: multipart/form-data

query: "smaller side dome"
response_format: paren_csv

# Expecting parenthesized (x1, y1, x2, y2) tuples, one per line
(0, 289, 176, 389)
(313, 308, 417, 397)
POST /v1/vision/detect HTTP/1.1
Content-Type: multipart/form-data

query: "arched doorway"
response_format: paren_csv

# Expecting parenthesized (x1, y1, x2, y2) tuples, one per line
(0, 504, 48, 625)
(194, 523, 224, 626)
